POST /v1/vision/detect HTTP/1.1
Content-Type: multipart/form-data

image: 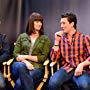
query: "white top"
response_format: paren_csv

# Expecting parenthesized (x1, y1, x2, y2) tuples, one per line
(29, 39, 36, 55)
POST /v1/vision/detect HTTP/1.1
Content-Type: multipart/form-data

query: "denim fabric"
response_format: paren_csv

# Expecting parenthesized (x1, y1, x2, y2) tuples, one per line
(73, 71, 90, 90)
(11, 62, 43, 90)
(48, 68, 73, 90)
(0, 71, 5, 90)
(48, 68, 90, 90)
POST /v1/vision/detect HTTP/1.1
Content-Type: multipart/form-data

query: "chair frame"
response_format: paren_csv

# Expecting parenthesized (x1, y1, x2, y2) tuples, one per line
(3, 58, 49, 90)
(50, 61, 60, 76)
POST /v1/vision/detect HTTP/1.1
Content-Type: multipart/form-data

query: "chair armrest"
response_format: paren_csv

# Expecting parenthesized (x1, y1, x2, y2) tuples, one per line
(50, 61, 57, 67)
(43, 59, 49, 66)
(50, 61, 60, 69)
(50, 61, 60, 76)
(7, 58, 13, 65)
(50, 61, 56, 76)
(3, 62, 7, 65)
(3, 58, 13, 65)
(3, 59, 13, 78)
(43, 59, 49, 79)
(3, 58, 15, 87)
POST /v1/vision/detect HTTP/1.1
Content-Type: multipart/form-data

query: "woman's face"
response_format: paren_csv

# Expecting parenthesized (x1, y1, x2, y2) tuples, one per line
(33, 20, 42, 31)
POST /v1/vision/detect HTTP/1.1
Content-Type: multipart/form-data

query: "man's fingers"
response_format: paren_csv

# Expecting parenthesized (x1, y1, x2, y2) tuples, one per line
(75, 71, 82, 76)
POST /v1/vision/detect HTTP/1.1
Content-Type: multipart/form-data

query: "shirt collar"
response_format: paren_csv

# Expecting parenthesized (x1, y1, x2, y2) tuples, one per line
(63, 31, 78, 38)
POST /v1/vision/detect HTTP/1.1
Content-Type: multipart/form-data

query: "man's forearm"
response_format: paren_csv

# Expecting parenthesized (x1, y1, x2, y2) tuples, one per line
(80, 57, 90, 67)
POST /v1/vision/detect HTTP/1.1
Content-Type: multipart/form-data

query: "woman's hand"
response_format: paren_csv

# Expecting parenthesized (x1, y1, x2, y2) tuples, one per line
(16, 55, 26, 61)
(22, 60, 34, 70)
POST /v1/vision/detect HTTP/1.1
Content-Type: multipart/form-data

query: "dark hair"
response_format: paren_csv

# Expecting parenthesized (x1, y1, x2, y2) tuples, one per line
(61, 13, 77, 29)
(26, 12, 44, 35)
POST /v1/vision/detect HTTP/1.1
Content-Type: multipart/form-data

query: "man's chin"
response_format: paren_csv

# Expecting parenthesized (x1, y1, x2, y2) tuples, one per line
(63, 31, 67, 33)
(63, 31, 68, 34)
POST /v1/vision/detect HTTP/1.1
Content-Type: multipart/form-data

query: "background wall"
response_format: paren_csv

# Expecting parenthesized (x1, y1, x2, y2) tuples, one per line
(0, 0, 31, 43)
(0, 0, 90, 45)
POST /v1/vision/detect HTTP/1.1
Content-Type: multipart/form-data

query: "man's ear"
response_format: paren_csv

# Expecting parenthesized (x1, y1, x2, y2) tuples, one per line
(71, 22, 74, 27)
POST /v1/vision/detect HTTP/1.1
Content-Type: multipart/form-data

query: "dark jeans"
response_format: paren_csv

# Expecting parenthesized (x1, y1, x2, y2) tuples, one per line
(48, 68, 90, 90)
(11, 62, 43, 90)
(0, 71, 5, 90)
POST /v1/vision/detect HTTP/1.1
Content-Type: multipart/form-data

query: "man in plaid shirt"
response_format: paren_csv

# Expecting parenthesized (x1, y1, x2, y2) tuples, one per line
(48, 13, 90, 90)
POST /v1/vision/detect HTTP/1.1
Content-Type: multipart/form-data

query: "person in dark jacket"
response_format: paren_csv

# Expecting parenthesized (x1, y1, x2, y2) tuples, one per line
(0, 33, 10, 90)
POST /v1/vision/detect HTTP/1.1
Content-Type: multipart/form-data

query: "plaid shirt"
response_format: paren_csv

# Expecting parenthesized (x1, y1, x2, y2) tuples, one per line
(51, 31, 90, 73)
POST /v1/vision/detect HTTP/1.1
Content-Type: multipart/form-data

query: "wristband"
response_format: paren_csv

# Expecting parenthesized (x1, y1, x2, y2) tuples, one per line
(54, 45, 59, 46)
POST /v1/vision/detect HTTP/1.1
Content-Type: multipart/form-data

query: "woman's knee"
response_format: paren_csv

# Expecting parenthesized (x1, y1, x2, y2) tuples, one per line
(12, 62, 26, 77)
(12, 62, 25, 69)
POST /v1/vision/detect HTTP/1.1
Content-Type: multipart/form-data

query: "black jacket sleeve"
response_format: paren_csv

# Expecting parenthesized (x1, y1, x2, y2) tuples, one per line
(0, 34, 10, 64)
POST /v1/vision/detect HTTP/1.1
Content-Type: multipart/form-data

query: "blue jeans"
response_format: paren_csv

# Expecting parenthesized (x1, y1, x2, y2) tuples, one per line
(11, 62, 43, 90)
(48, 68, 90, 90)
(0, 71, 5, 90)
